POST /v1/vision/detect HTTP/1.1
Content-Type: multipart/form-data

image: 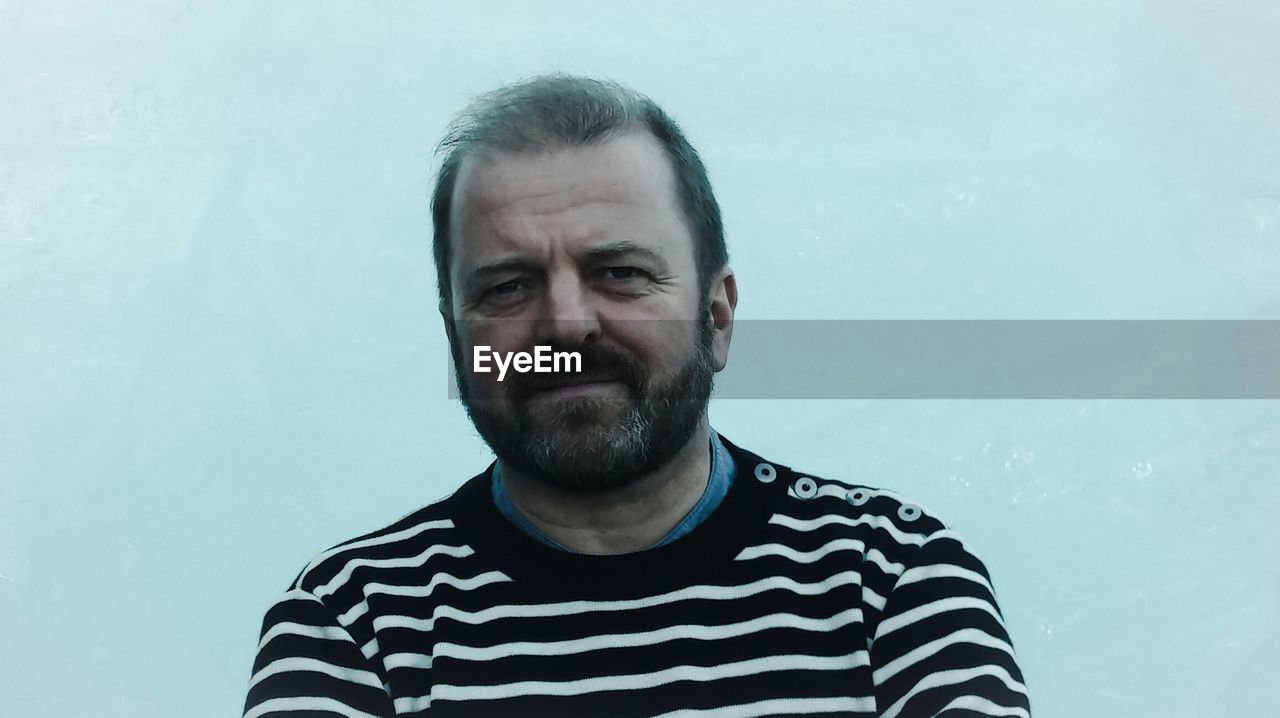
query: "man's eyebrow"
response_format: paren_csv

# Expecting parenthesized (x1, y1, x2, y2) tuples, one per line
(584, 241, 670, 273)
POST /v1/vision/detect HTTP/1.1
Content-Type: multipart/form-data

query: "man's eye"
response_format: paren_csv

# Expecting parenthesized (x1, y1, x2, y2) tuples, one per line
(482, 280, 525, 302)
(601, 266, 646, 281)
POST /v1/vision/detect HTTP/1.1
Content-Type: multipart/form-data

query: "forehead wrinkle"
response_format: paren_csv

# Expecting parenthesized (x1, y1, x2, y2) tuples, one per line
(481, 197, 650, 249)
(476, 178, 653, 221)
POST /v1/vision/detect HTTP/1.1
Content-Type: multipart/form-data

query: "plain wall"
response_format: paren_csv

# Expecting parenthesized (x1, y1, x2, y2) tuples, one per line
(2, 2, 1277, 716)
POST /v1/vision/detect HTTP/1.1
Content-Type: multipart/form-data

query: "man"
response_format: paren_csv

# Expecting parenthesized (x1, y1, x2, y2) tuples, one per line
(244, 73, 1031, 717)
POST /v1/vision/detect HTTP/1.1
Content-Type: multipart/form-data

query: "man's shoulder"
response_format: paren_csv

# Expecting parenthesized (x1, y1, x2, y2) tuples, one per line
(286, 472, 488, 597)
(725, 436, 951, 541)
(746, 452, 989, 593)
(788, 467, 949, 539)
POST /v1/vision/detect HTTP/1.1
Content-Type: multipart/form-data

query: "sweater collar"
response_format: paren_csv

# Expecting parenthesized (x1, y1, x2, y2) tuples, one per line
(446, 434, 792, 596)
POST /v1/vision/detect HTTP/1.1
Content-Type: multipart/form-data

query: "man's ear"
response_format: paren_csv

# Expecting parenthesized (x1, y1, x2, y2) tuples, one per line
(440, 303, 465, 395)
(439, 300, 452, 337)
(440, 301, 459, 350)
(707, 266, 737, 372)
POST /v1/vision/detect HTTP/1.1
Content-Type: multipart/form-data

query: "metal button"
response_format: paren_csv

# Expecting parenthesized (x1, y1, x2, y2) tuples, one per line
(846, 488, 871, 506)
(793, 476, 818, 499)
(753, 462, 777, 483)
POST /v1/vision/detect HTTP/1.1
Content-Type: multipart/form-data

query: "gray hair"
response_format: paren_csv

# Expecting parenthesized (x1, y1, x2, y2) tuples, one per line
(430, 72, 728, 313)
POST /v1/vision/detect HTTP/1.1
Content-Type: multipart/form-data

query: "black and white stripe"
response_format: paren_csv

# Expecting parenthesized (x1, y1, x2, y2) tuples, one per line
(244, 437, 1030, 716)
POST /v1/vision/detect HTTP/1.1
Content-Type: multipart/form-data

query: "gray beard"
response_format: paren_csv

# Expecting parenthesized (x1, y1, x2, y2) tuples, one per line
(450, 319, 715, 493)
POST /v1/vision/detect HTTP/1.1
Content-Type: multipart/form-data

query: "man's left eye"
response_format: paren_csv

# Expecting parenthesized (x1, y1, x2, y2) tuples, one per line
(602, 266, 646, 280)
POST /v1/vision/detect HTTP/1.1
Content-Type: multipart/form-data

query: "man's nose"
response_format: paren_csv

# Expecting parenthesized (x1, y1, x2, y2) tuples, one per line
(536, 273, 601, 347)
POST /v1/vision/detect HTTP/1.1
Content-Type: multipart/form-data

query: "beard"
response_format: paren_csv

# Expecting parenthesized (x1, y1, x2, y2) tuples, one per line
(450, 317, 715, 493)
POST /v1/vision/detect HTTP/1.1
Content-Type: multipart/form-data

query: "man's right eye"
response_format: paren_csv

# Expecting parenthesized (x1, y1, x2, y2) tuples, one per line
(482, 280, 525, 303)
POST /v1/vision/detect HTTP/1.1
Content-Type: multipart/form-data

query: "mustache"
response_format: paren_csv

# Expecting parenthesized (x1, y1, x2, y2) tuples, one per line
(507, 342, 647, 399)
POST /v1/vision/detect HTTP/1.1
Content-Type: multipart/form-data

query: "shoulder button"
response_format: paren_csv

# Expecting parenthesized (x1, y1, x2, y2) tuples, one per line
(753, 462, 777, 483)
(846, 488, 871, 506)
(898, 504, 922, 521)
(793, 476, 818, 499)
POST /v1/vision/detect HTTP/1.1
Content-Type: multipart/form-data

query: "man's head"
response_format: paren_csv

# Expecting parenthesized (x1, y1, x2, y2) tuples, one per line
(432, 74, 736, 493)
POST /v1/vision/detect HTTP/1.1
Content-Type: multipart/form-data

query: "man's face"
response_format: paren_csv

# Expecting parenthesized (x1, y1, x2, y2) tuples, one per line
(442, 130, 732, 492)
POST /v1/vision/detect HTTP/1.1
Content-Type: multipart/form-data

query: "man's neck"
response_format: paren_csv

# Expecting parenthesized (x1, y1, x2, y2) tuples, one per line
(497, 422, 713, 555)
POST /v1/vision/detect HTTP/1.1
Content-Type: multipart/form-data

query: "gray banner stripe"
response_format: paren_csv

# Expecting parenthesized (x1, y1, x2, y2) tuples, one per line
(447, 321, 1280, 399)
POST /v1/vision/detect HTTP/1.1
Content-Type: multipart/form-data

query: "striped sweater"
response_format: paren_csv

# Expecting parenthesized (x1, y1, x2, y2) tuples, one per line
(244, 435, 1031, 717)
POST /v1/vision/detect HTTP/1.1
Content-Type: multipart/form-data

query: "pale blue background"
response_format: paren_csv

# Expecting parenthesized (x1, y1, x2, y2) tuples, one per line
(2, 2, 1278, 716)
